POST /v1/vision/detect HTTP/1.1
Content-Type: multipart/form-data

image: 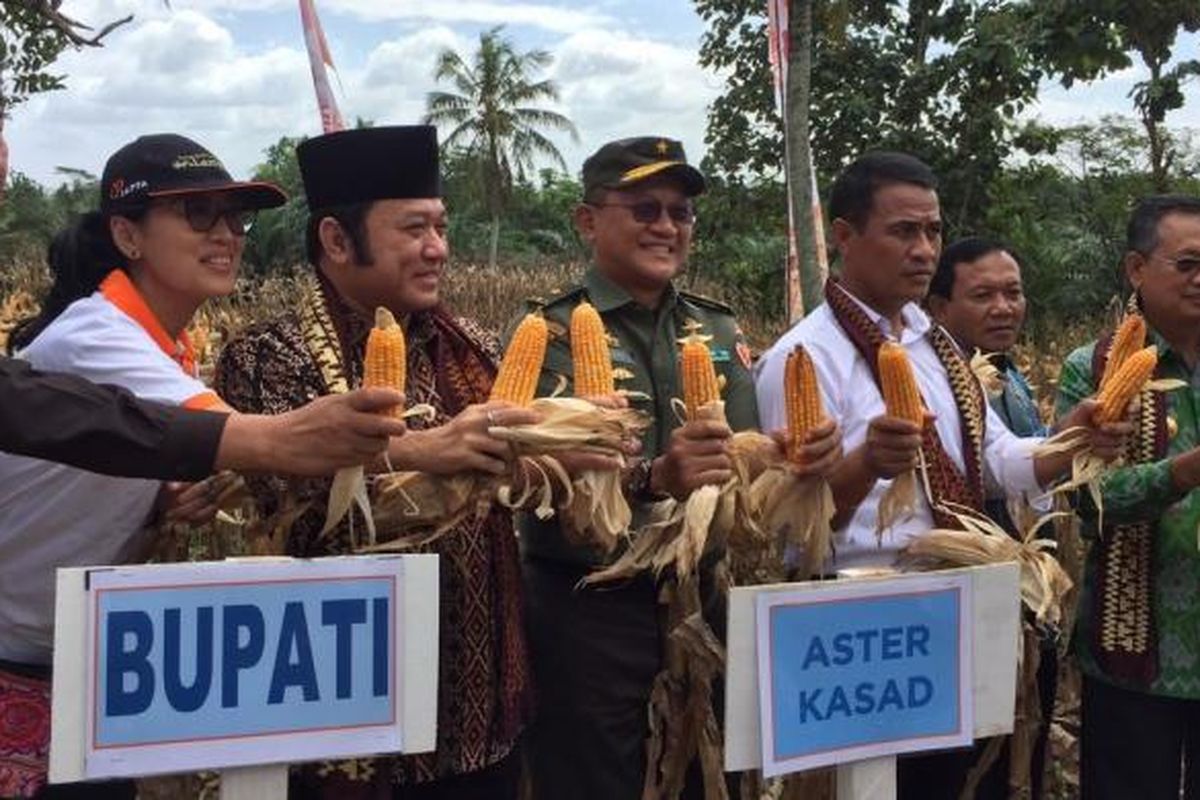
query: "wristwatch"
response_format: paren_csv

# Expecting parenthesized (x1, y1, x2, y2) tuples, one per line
(627, 457, 669, 502)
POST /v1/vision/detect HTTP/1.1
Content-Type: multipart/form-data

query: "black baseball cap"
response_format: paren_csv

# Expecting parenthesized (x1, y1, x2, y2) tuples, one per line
(101, 133, 286, 215)
(298, 125, 441, 211)
(582, 136, 706, 197)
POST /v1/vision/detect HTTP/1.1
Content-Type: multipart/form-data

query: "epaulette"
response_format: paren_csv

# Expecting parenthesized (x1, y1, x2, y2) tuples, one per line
(678, 289, 735, 316)
(536, 285, 588, 309)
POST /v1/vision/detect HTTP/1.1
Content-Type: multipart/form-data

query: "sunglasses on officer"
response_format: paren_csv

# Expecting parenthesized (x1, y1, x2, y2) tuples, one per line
(158, 195, 257, 236)
(589, 198, 696, 226)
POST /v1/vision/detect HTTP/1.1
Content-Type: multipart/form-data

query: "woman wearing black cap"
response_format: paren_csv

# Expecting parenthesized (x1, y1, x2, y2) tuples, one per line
(0, 133, 286, 800)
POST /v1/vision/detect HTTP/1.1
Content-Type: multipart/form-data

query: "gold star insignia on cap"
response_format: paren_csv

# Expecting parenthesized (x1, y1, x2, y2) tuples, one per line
(656, 139, 670, 155)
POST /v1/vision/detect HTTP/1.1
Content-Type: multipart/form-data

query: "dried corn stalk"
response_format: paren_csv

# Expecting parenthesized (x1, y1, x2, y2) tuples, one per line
(900, 503, 1067, 800)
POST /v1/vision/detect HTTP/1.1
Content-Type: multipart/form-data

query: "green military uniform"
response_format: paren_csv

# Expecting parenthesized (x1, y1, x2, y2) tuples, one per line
(513, 265, 758, 800)
(517, 264, 760, 566)
(516, 133, 757, 800)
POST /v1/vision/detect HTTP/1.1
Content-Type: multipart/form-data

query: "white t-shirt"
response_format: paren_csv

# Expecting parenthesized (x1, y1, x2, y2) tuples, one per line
(754, 287, 1042, 570)
(0, 270, 221, 664)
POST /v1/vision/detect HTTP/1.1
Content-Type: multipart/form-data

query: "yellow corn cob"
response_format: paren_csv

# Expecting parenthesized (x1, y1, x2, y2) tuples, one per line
(681, 333, 721, 418)
(878, 341, 924, 426)
(1094, 345, 1157, 423)
(1099, 313, 1147, 391)
(570, 301, 615, 397)
(490, 313, 548, 406)
(363, 307, 406, 418)
(785, 345, 826, 462)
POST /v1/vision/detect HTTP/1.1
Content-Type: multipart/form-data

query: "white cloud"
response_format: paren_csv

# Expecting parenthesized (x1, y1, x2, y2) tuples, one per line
(7, 9, 314, 182)
(59, 0, 614, 34)
(550, 29, 722, 169)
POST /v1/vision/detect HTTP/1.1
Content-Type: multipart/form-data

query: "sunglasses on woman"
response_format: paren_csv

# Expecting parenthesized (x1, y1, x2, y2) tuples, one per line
(162, 196, 257, 235)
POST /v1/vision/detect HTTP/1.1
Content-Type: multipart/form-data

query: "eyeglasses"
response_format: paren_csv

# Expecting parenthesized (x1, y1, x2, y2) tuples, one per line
(1149, 253, 1200, 275)
(590, 199, 695, 225)
(163, 196, 256, 236)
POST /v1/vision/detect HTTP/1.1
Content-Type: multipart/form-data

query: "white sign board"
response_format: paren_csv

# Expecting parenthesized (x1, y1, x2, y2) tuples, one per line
(50, 555, 439, 782)
(726, 563, 1021, 777)
(755, 573, 973, 777)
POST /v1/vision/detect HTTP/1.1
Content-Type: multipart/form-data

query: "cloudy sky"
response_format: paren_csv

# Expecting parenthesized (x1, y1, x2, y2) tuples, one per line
(6, 0, 1199, 188)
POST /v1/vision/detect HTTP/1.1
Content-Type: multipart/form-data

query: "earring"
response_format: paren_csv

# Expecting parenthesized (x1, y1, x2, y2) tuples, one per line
(126, 249, 140, 260)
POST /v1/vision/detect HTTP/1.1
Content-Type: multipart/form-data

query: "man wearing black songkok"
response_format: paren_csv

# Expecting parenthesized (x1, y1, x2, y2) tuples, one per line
(215, 126, 541, 799)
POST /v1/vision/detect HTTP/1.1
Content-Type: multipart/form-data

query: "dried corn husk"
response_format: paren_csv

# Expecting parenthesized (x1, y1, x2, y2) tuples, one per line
(969, 349, 1005, 398)
(1035, 371, 1186, 532)
(339, 397, 646, 553)
(583, 401, 751, 587)
(898, 504, 1072, 629)
(877, 465, 920, 543)
(321, 403, 437, 547)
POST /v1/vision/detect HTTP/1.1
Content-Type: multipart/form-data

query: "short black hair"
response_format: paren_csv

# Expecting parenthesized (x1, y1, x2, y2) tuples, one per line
(929, 236, 1020, 300)
(827, 151, 938, 229)
(1126, 194, 1200, 254)
(305, 201, 374, 266)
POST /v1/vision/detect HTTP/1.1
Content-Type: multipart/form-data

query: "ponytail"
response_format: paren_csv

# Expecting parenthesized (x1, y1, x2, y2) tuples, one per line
(8, 210, 139, 354)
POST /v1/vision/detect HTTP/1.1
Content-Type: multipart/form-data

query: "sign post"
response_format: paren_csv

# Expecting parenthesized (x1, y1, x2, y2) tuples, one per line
(726, 563, 1021, 797)
(49, 555, 439, 798)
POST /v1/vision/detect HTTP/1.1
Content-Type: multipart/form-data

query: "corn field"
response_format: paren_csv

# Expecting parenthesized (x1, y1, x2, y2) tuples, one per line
(0, 258, 1098, 798)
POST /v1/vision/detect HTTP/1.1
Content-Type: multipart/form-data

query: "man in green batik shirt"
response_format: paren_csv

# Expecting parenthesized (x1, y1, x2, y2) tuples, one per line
(1055, 195, 1200, 800)
(508, 136, 839, 800)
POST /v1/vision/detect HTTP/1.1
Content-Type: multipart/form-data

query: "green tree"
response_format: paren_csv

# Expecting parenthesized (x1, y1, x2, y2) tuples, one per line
(985, 116, 1200, 334)
(1028, 0, 1200, 191)
(424, 26, 577, 269)
(697, 0, 1053, 231)
(0, 2, 136, 194)
(243, 135, 308, 274)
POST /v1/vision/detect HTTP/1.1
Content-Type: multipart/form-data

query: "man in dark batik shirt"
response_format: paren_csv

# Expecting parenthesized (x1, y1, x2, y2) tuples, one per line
(216, 126, 595, 800)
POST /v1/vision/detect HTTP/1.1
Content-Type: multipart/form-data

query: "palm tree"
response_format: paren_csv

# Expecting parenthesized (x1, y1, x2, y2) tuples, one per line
(425, 26, 577, 268)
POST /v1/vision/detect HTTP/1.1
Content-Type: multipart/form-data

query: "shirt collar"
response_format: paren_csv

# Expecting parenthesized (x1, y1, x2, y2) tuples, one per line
(315, 270, 374, 351)
(99, 269, 196, 371)
(584, 265, 678, 313)
(833, 282, 931, 342)
(1145, 325, 1196, 377)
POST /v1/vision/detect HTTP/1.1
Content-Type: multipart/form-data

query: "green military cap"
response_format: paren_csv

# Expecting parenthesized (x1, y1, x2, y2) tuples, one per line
(581, 136, 706, 197)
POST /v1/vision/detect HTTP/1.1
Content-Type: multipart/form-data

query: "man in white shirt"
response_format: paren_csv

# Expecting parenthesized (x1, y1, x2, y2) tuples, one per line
(754, 151, 1129, 798)
(757, 151, 1126, 568)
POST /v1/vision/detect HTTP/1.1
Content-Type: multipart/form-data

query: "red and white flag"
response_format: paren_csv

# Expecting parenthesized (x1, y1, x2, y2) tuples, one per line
(0, 118, 9, 201)
(299, 0, 345, 133)
(767, 0, 828, 322)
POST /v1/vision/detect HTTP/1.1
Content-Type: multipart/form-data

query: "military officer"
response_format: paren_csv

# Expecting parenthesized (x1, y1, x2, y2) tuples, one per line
(512, 136, 837, 800)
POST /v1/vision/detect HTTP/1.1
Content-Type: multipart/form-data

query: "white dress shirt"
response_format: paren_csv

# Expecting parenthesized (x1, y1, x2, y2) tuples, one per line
(754, 286, 1043, 569)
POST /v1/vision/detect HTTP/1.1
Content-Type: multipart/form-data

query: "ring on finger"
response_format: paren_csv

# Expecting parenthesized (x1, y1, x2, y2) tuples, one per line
(486, 409, 498, 427)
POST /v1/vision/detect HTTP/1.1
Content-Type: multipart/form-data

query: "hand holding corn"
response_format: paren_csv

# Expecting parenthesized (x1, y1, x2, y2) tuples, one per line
(1055, 398, 1135, 464)
(651, 418, 734, 500)
(385, 402, 541, 476)
(769, 417, 843, 479)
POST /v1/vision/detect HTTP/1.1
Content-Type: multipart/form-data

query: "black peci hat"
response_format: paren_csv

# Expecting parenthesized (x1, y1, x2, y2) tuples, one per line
(297, 125, 441, 210)
(101, 133, 286, 215)
(582, 136, 706, 197)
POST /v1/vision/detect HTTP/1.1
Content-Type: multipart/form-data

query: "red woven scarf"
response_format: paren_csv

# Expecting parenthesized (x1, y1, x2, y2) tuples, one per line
(1086, 330, 1168, 686)
(824, 279, 986, 527)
